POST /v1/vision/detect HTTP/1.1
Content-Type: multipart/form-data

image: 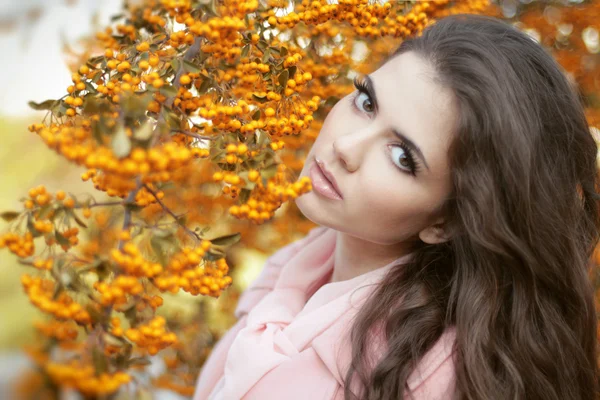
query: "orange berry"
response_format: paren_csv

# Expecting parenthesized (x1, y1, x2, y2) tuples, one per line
(148, 56, 160, 67)
(179, 75, 191, 85)
(63, 197, 75, 208)
(136, 42, 150, 52)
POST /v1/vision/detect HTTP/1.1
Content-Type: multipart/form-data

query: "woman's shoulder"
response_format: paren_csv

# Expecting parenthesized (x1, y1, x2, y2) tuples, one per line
(234, 225, 330, 318)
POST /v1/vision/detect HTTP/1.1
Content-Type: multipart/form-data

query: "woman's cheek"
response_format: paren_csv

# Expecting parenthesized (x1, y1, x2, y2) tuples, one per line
(359, 175, 422, 221)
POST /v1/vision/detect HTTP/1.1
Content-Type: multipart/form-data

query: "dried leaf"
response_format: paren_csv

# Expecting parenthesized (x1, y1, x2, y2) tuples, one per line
(55, 231, 71, 247)
(28, 99, 58, 111)
(159, 84, 178, 97)
(183, 59, 201, 73)
(133, 120, 154, 141)
(111, 124, 132, 159)
(278, 69, 289, 88)
(210, 232, 241, 247)
(0, 211, 20, 222)
(241, 44, 250, 59)
(67, 209, 88, 228)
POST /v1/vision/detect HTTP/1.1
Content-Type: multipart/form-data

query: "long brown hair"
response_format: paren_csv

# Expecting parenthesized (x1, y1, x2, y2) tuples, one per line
(342, 13, 600, 400)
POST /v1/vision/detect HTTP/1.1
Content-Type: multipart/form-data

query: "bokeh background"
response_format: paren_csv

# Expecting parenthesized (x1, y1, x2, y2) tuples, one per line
(0, 1, 269, 396)
(0, 0, 599, 398)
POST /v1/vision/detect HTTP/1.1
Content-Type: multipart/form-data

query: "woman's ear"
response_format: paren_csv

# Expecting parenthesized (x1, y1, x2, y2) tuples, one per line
(418, 217, 451, 245)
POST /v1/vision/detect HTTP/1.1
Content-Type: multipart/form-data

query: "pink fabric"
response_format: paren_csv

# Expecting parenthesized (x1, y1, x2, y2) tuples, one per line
(193, 226, 457, 400)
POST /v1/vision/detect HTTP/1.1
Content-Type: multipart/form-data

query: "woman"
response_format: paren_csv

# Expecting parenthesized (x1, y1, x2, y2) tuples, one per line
(194, 13, 600, 400)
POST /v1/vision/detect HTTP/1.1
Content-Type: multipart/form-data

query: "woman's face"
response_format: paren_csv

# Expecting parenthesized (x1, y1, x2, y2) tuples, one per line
(295, 51, 458, 246)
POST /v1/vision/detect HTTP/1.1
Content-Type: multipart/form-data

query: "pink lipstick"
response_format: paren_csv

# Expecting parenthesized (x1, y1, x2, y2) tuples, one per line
(309, 158, 343, 200)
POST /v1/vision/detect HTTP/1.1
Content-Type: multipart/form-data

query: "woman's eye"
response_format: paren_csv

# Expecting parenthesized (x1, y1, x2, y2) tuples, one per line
(390, 145, 413, 173)
(353, 92, 375, 113)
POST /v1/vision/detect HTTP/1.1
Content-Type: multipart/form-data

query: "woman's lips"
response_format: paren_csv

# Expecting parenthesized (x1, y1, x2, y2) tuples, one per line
(309, 160, 343, 200)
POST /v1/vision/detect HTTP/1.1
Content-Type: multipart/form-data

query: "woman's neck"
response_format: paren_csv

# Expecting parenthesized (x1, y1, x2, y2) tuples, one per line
(329, 230, 414, 283)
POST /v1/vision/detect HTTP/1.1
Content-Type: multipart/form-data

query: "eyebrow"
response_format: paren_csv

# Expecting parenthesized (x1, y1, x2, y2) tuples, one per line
(363, 74, 430, 171)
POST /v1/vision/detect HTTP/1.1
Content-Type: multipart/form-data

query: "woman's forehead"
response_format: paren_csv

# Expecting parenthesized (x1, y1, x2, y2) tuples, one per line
(370, 53, 458, 174)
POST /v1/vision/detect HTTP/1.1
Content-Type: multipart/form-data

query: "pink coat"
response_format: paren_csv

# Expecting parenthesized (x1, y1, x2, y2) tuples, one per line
(193, 226, 457, 400)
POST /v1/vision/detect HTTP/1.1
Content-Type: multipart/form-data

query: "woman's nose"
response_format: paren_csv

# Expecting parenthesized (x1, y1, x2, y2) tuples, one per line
(332, 125, 379, 172)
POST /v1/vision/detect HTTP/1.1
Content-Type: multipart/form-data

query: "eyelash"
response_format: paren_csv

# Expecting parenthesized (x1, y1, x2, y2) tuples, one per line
(349, 76, 421, 177)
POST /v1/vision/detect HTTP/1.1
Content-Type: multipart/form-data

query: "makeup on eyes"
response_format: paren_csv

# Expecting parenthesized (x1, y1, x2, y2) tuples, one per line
(349, 74, 424, 177)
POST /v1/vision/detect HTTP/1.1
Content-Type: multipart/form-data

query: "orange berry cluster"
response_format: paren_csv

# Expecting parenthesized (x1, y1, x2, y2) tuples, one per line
(109, 316, 125, 337)
(161, 0, 192, 15)
(57, 227, 80, 249)
(135, 184, 164, 207)
(32, 257, 53, 270)
(229, 166, 312, 224)
(21, 275, 91, 325)
(134, 294, 164, 312)
(26, 184, 53, 207)
(93, 275, 144, 306)
(0, 232, 34, 257)
(156, 257, 233, 297)
(262, 97, 319, 137)
(125, 316, 177, 355)
(34, 320, 78, 341)
(142, 6, 167, 27)
(28, 121, 202, 200)
(111, 242, 164, 277)
(150, 240, 233, 297)
(45, 361, 130, 396)
(265, 0, 429, 38)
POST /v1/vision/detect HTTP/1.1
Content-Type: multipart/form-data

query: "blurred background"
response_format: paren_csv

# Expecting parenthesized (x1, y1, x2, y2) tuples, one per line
(0, 0, 599, 398)
(0, 2, 269, 396)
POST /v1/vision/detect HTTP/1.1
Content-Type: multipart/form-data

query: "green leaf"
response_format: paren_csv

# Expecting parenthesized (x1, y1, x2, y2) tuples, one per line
(262, 165, 278, 180)
(28, 99, 58, 111)
(183, 60, 201, 73)
(280, 46, 288, 56)
(278, 69, 289, 88)
(123, 303, 138, 326)
(67, 209, 88, 228)
(92, 347, 108, 375)
(55, 231, 71, 247)
(0, 211, 20, 222)
(26, 215, 43, 238)
(210, 232, 241, 247)
(111, 124, 132, 159)
(159, 84, 178, 97)
(252, 94, 268, 103)
(171, 58, 180, 73)
(239, 188, 251, 204)
(252, 109, 261, 121)
(150, 236, 167, 266)
(198, 77, 212, 94)
(160, 107, 181, 130)
(127, 356, 151, 366)
(204, 249, 225, 261)
(241, 44, 250, 59)
(124, 203, 144, 213)
(288, 66, 297, 79)
(256, 40, 268, 53)
(37, 205, 54, 220)
(120, 92, 153, 118)
(262, 49, 271, 63)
